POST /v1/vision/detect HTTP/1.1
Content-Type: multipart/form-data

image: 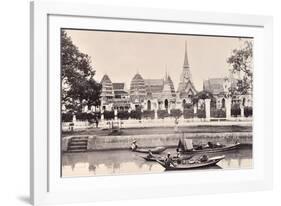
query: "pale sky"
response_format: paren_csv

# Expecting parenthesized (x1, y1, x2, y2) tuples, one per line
(64, 29, 252, 91)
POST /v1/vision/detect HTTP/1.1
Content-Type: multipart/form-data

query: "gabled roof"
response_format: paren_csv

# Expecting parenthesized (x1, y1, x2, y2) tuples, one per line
(132, 73, 144, 81)
(203, 78, 230, 95)
(100, 74, 112, 84)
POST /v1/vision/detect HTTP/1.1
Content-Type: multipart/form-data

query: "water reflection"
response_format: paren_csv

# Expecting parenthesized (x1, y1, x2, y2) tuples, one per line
(62, 146, 252, 177)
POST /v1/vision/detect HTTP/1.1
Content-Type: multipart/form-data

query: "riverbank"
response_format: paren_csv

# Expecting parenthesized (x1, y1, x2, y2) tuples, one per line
(62, 124, 252, 137)
(62, 131, 252, 152)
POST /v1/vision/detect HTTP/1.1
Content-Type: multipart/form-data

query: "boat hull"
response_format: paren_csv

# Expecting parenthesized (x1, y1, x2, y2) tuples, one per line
(181, 143, 240, 154)
(132, 146, 166, 154)
(140, 154, 194, 162)
(156, 156, 225, 170)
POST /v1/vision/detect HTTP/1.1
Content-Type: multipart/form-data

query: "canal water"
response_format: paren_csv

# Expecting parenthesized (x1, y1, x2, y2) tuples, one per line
(62, 146, 252, 177)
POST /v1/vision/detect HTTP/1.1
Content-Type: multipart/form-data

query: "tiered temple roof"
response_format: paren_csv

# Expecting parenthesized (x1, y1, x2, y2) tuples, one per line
(129, 73, 147, 103)
(100, 74, 114, 99)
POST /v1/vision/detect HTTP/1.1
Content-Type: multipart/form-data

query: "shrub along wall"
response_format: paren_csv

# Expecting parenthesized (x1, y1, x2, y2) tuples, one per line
(117, 111, 130, 120)
(170, 109, 182, 119)
(244, 107, 252, 117)
(142, 110, 155, 119)
(130, 110, 142, 120)
(196, 109, 206, 118)
(62, 106, 252, 123)
(62, 112, 101, 122)
(157, 110, 169, 119)
(62, 112, 73, 122)
(104, 111, 115, 120)
(231, 104, 241, 117)
(183, 109, 194, 119)
(210, 108, 226, 118)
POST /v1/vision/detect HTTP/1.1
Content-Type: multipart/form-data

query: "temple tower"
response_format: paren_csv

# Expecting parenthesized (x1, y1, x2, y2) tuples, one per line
(177, 41, 197, 100)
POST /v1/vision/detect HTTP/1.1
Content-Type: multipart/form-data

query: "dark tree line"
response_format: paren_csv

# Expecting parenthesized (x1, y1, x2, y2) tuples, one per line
(61, 30, 101, 113)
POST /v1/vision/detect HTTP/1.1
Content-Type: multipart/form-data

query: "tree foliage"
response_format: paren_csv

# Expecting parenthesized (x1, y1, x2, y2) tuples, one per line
(61, 30, 101, 112)
(227, 41, 253, 95)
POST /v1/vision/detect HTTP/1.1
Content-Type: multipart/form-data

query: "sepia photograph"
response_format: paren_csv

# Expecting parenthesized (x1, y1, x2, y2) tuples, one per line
(61, 29, 253, 177)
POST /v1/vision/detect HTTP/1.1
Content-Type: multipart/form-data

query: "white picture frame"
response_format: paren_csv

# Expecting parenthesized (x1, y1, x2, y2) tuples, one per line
(30, 0, 273, 205)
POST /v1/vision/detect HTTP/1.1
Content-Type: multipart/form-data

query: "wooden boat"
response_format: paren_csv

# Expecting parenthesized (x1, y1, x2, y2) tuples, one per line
(139, 154, 194, 162)
(156, 155, 225, 170)
(181, 143, 240, 154)
(132, 146, 167, 154)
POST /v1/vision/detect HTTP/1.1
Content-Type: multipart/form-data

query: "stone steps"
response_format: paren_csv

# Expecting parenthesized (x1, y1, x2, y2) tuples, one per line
(68, 145, 87, 149)
(67, 136, 88, 152)
(68, 149, 88, 153)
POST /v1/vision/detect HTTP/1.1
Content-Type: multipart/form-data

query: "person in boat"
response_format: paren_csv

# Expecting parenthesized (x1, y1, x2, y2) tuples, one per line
(175, 148, 182, 164)
(215, 142, 223, 148)
(165, 152, 176, 167)
(194, 142, 203, 150)
(147, 150, 153, 159)
(175, 148, 181, 158)
(131, 140, 138, 151)
(207, 141, 214, 148)
(199, 154, 209, 162)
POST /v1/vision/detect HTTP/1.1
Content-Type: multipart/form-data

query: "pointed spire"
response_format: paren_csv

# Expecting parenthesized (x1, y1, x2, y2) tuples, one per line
(165, 65, 168, 81)
(183, 40, 189, 67)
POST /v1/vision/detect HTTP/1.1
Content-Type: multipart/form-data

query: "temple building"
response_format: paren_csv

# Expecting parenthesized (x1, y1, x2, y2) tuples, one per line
(99, 42, 198, 112)
(100, 75, 130, 111)
(177, 42, 197, 103)
(129, 73, 147, 107)
(203, 75, 252, 109)
(98, 40, 252, 115)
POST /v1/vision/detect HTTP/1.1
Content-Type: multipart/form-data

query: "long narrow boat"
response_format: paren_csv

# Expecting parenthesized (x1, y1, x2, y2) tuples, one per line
(132, 146, 166, 154)
(139, 154, 194, 162)
(156, 155, 225, 170)
(181, 143, 240, 154)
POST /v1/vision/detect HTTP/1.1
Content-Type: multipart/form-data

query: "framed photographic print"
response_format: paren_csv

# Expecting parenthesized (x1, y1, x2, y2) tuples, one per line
(30, 1, 273, 205)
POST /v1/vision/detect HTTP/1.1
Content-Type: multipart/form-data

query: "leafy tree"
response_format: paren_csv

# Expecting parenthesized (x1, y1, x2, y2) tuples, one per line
(61, 30, 101, 112)
(227, 41, 253, 95)
(170, 109, 182, 119)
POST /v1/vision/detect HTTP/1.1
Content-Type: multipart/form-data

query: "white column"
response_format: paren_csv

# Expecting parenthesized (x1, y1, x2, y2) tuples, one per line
(226, 98, 232, 119)
(240, 105, 245, 118)
(114, 109, 118, 120)
(205, 99, 211, 120)
(101, 109, 104, 121)
(128, 108, 131, 120)
(72, 114, 76, 123)
(154, 102, 158, 119)
(154, 109, 158, 119)
(193, 104, 197, 114)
